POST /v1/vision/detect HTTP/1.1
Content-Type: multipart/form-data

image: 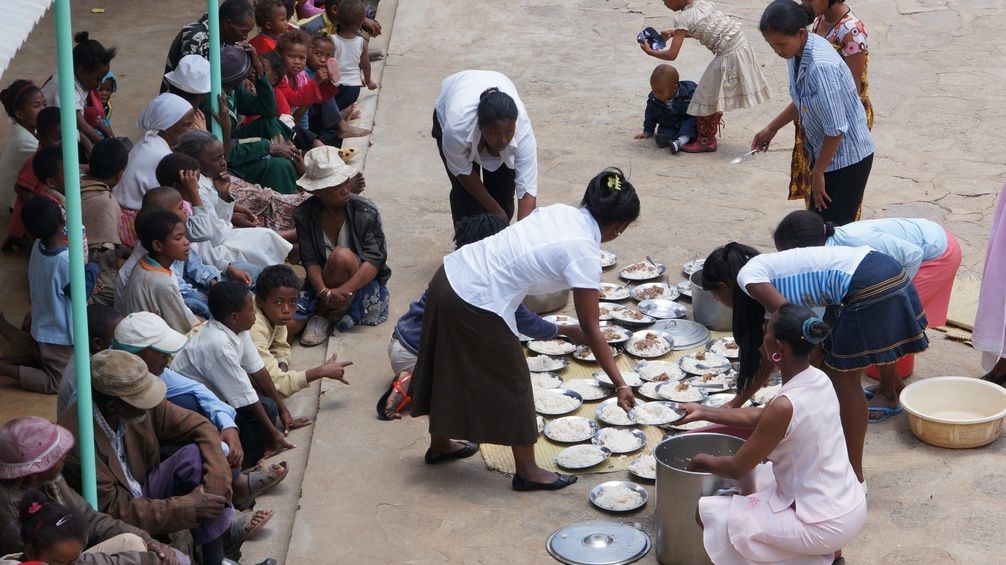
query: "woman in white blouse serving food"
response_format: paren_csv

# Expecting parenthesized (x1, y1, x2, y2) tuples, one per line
(408, 168, 640, 491)
(433, 70, 539, 235)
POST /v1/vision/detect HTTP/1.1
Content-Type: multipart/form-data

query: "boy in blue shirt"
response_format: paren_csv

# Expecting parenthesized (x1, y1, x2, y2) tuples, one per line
(635, 64, 697, 154)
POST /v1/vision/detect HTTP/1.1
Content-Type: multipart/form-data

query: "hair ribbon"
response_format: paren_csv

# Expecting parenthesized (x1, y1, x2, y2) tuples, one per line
(27, 502, 42, 515)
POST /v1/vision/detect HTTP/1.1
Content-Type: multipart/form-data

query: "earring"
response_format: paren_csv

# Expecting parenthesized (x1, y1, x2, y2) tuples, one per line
(771, 351, 782, 363)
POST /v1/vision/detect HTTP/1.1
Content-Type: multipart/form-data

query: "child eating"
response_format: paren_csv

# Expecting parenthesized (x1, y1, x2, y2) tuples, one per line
(252, 264, 352, 397)
(634, 64, 697, 154)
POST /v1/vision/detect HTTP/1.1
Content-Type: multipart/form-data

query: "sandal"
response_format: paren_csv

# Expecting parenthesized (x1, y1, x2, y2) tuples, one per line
(229, 509, 273, 545)
(376, 372, 413, 421)
(512, 473, 578, 492)
(868, 405, 904, 423)
(424, 441, 479, 464)
(863, 385, 877, 400)
(233, 461, 288, 511)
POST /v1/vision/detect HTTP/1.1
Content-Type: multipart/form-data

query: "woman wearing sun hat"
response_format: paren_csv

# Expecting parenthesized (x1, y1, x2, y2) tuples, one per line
(0, 417, 180, 564)
(163, 54, 215, 133)
(291, 146, 390, 346)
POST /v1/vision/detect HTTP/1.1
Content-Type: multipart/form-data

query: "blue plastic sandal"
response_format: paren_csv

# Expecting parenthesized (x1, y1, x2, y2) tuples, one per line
(868, 405, 904, 423)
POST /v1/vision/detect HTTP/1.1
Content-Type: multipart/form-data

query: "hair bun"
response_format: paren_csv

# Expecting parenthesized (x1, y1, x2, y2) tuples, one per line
(824, 221, 837, 238)
(74, 31, 90, 44)
(801, 318, 829, 344)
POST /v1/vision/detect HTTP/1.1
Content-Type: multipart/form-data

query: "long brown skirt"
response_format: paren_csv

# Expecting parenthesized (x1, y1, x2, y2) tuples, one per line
(408, 266, 537, 445)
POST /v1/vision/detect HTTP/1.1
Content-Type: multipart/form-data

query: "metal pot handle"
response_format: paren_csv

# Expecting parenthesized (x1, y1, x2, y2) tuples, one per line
(713, 487, 741, 497)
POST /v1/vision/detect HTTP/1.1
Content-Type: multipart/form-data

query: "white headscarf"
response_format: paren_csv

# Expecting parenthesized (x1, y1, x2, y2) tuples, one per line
(137, 93, 192, 132)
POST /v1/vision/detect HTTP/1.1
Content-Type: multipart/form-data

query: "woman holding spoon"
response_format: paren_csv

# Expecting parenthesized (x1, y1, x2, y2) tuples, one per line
(751, 0, 874, 226)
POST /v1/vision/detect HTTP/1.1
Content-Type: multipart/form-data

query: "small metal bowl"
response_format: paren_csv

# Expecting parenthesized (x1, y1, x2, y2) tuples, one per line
(544, 416, 600, 443)
(637, 299, 687, 320)
(589, 481, 649, 513)
(592, 428, 647, 454)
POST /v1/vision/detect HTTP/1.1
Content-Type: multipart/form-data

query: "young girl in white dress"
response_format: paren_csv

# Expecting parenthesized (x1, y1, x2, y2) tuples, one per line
(676, 304, 867, 564)
(640, 0, 771, 153)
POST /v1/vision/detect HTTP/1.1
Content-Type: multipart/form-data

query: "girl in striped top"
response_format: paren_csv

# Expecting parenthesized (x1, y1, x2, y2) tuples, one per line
(701, 242, 929, 482)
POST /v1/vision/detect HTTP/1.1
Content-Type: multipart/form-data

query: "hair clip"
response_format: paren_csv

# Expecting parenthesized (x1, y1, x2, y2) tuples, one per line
(607, 175, 622, 191)
(27, 502, 42, 515)
(55, 514, 73, 527)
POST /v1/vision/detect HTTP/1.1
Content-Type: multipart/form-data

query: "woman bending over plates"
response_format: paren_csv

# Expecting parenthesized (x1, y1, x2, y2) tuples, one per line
(700, 242, 928, 483)
(678, 304, 867, 564)
(408, 168, 640, 491)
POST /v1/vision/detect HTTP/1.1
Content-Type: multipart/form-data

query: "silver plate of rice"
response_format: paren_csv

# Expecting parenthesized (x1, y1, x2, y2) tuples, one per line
(592, 427, 647, 454)
(631, 282, 680, 302)
(526, 355, 569, 373)
(598, 302, 625, 321)
(544, 416, 600, 443)
(534, 388, 584, 416)
(527, 338, 577, 356)
(595, 398, 637, 426)
(590, 481, 648, 512)
(600, 249, 618, 268)
(599, 283, 631, 301)
(530, 372, 564, 389)
(555, 444, 612, 470)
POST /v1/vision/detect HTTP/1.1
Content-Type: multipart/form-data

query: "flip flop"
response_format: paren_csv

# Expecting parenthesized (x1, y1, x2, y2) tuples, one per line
(233, 461, 288, 511)
(229, 509, 273, 546)
(512, 473, 578, 492)
(868, 405, 904, 423)
(424, 441, 479, 464)
(863, 385, 877, 400)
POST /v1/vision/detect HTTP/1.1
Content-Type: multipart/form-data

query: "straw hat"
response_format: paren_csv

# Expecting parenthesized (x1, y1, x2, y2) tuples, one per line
(0, 417, 75, 480)
(91, 350, 167, 410)
(164, 54, 211, 94)
(296, 146, 356, 192)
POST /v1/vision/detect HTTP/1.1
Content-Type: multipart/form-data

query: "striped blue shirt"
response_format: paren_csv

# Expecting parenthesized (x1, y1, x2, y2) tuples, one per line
(737, 246, 872, 308)
(790, 33, 874, 172)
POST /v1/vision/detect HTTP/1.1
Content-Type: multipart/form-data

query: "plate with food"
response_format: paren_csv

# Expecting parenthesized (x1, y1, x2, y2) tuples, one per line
(544, 416, 600, 443)
(676, 280, 693, 298)
(657, 381, 709, 404)
(599, 322, 632, 345)
(526, 355, 569, 373)
(533, 388, 584, 416)
(679, 351, 732, 375)
(600, 249, 618, 268)
(593, 370, 643, 388)
(667, 419, 712, 432)
(688, 371, 732, 390)
(555, 444, 612, 470)
(527, 338, 577, 356)
(627, 455, 657, 481)
(595, 398, 637, 426)
(598, 302, 625, 321)
(610, 307, 656, 327)
(530, 372, 563, 389)
(543, 314, 579, 327)
(537, 415, 545, 434)
(592, 427, 647, 454)
(573, 344, 622, 362)
(751, 384, 782, 405)
(704, 393, 753, 408)
(631, 282, 680, 302)
(519, 333, 532, 342)
(682, 259, 705, 276)
(599, 283, 631, 301)
(563, 378, 609, 401)
(637, 381, 664, 400)
(632, 401, 683, 426)
(708, 337, 740, 359)
(619, 261, 667, 282)
(635, 360, 686, 383)
(589, 481, 648, 512)
(625, 331, 673, 358)
(637, 299, 687, 320)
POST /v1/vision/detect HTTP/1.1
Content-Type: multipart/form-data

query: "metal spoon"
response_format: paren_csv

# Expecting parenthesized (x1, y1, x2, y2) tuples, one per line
(730, 149, 758, 165)
(645, 255, 661, 271)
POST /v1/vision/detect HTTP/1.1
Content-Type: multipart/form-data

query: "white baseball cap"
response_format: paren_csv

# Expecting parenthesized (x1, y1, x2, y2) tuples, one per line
(112, 312, 188, 354)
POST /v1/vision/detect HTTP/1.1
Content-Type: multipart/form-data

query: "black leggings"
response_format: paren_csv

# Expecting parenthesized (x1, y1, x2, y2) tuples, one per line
(432, 111, 516, 232)
(812, 153, 874, 226)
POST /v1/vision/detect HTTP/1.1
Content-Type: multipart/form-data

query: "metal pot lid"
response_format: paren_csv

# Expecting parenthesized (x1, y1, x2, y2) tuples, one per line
(650, 319, 710, 350)
(546, 520, 651, 565)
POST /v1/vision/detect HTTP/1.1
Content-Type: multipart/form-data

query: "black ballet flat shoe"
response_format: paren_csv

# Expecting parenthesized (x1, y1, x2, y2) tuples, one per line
(512, 473, 578, 492)
(424, 441, 479, 464)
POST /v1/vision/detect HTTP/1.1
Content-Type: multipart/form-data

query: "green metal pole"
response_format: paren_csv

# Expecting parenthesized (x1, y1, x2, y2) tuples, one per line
(208, 0, 223, 140)
(54, 0, 97, 507)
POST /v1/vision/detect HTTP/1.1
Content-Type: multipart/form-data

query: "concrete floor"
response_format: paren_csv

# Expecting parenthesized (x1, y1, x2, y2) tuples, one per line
(2, 0, 1006, 564)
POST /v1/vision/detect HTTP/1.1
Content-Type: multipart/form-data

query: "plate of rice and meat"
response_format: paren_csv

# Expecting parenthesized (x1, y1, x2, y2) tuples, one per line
(619, 261, 667, 281)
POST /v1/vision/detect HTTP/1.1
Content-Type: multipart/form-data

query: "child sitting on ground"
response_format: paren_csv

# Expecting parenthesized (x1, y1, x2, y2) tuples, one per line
(80, 136, 131, 306)
(5, 107, 63, 252)
(39, 32, 117, 147)
(331, 0, 377, 113)
(305, 33, 370, 145)
(0, 198, 97, 394)
(0, 80, 44, 216)
(275, 30, 339, 130)
(634, 64, 697, 154)
(170, 280, 311, 468)
(7, 490, 85, 564)
(250, 0, 294, 54)
(252, 265, 351, 397)
(121, 210, 199, 334)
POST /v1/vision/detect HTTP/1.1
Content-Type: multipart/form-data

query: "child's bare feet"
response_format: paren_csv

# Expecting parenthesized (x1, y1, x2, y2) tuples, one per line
(341, 102, 361, 121)
(338, 123, 371, 138)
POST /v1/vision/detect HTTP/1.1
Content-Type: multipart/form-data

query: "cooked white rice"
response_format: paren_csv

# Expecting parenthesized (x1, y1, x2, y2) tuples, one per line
(629, 455, 657, 479)
(659, 382, 704, 402)
(638, 362, 683, 382)
(564, 379, 608, 400)
(752, 384, 782, 405)
(527, 355, 565, 372)
(638, 382, 663, 399)
(596, 428, 642, 452)
(534, 390, 580, 414)
(634, 402, 680, 425)
(598, 404, 635, 425)
(595, 371, 642, 387)
(529, 339, 576, 356)
(546, 417, 594, 442)
(622, 262, 661, 279)
(595, 484, 645, 511)
(556, 445, 606, 468)
(530, 372, 562, 389)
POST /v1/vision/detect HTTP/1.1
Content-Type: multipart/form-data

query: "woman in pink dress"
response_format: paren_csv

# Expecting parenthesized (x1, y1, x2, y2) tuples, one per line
(677, 304, 867, 564)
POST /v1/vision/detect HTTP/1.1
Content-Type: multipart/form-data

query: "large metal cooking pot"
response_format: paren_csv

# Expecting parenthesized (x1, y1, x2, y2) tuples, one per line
(690, 270, 732, 331)
(654, 433, 746, 565)
(523, 290, 570, 314)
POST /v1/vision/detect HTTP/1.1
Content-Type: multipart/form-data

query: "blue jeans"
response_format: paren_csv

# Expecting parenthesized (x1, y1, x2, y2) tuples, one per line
(334, 85, 361, 110)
